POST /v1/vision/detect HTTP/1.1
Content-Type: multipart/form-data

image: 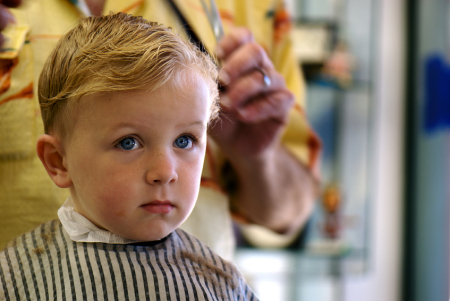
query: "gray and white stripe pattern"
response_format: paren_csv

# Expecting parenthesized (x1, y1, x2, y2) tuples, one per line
(0, 220, 258, 300)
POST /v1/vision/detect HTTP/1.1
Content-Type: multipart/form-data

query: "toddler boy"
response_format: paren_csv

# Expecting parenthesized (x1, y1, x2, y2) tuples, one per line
(0, 12, 258, 300)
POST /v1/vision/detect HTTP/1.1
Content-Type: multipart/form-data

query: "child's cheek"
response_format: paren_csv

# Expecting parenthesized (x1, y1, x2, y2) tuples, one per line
(93, 196, 129, 228)
(97, 187, 133, 209)
(92, 180, 136, 217)
(99, 168, 139, 199)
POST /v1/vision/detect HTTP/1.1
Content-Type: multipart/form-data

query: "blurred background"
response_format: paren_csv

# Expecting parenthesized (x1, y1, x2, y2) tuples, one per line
(233, 0, 450, 300)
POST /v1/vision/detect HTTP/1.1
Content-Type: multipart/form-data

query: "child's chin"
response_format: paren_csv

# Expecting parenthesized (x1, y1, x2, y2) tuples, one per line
(135, 229, 174, 242)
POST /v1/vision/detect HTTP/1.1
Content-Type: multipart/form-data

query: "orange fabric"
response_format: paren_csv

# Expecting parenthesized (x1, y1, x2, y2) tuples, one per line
(273, 8, 292, 43)
(0, 58, 18, 95)
(0, 82, 32, 105)
(120, 0, 144, 13)
(219, 9, 234, 23)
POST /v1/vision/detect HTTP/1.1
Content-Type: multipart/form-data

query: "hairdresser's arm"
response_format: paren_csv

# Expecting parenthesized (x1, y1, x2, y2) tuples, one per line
(0, 0, 21, 47)
(210, 27, 319, 234)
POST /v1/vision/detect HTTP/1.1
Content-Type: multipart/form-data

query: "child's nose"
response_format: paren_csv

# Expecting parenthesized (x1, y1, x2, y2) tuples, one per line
(146, 151, 178, 185)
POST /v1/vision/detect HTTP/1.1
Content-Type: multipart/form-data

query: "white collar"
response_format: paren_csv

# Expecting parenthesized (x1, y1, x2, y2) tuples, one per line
(58, 197, 144, 244)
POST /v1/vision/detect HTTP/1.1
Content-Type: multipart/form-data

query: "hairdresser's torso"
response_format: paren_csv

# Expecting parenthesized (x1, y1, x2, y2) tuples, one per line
(0, 0, 289, 259)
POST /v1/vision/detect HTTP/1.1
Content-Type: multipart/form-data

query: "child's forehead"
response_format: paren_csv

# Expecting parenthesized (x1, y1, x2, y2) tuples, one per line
(78, 69, 204, 96)
(77, 75, 211, 111)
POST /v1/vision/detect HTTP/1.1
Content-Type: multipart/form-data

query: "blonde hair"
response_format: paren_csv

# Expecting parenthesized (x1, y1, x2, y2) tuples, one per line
(39, 12, 219, 138)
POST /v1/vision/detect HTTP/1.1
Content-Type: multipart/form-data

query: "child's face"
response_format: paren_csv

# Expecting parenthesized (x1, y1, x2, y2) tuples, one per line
(63, 75, 211, 241)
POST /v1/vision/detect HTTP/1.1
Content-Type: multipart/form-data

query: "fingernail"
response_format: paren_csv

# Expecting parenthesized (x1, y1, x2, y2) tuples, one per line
(219, 70, 230, 85)
(214, 45, 225, 59)
(220, 95, 231, 108)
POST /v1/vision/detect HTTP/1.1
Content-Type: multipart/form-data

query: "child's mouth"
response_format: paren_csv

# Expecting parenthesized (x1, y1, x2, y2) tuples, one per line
(141, 200, 174, 214)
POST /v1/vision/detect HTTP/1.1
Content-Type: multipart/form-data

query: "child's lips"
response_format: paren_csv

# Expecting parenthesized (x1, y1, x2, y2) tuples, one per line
(140, 200, 174, 214)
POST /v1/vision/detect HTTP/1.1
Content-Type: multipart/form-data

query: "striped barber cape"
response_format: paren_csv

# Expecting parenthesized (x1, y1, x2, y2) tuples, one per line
(0, 220, 258, 300)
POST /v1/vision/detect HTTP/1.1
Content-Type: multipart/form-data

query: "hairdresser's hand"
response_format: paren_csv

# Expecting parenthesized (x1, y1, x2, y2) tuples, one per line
(0, 0, 20, 47)
(211, 27, 294, 160)
(209, 27, 317, 235)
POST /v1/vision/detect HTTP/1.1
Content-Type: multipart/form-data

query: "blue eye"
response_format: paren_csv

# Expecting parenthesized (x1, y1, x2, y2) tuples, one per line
(117, 137, 140, 150)
(174, 136, 193, 149)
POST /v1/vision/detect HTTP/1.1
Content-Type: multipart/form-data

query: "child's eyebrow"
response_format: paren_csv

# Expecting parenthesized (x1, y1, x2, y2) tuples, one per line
(105, 120, 206, 133)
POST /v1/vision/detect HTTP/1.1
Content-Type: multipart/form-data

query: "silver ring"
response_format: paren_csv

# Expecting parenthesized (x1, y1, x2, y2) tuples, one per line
(256, 67, 271, 88)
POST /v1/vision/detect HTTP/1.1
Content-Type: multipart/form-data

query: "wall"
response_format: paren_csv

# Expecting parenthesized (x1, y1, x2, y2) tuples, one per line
(408, 0, 450, 300)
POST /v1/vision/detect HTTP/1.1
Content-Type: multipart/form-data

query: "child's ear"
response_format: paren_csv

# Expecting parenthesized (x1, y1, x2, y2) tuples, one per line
(36, 134, 72, 188)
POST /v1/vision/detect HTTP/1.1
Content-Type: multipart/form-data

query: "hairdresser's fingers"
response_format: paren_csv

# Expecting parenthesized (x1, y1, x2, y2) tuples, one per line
(224, 89, 294, 124)
(215, 27, 254, 60)
(220, 67, 286, 110)
(0, 3, 18, 48)
(0, 0, 20, 29)
(0, 4, 15, 30)
(218, 41, 273, 88)
(209, 94, 290, 157)
(214, 26, 293, 125)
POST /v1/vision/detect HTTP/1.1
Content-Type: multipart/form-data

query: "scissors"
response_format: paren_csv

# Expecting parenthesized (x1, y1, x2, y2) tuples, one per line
(199, 0, 225, 43)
